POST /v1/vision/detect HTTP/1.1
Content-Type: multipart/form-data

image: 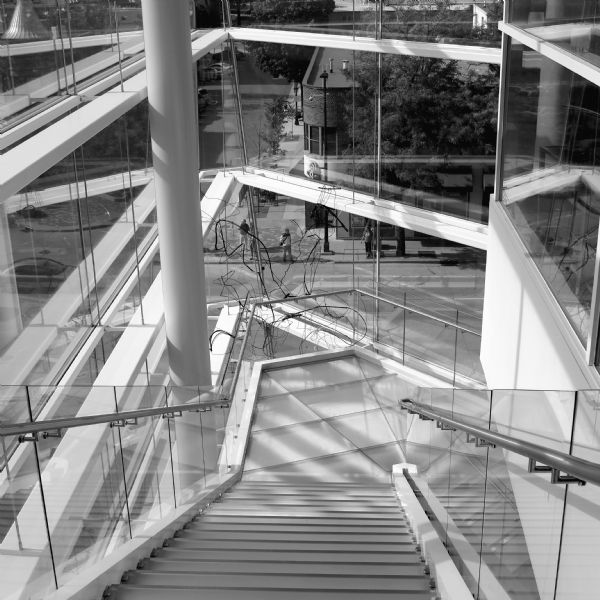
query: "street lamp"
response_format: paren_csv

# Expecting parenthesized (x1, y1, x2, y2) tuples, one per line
(293, 81, 299, 126)
(319, 69, 330, 253)
(319, 69, 328, 183)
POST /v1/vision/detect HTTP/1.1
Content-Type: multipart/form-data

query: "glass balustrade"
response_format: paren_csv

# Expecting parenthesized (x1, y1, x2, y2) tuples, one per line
(396, 387, 600, 600)
(0, 384, 235, 600)
(229, 289, 484, 389)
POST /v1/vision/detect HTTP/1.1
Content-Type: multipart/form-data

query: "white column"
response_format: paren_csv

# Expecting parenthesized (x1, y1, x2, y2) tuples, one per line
(141, 0, 211, 387)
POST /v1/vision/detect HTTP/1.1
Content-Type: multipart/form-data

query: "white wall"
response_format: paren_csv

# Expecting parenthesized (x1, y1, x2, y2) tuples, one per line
(480, 200, 600, 390)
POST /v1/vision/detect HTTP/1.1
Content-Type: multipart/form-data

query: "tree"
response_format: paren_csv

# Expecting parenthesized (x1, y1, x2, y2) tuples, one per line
(342, 54, 498, 194)
(381, 0, 502, 44)
(246, 0, 335, 94)
(248, 43, 314, 84)
(250, 0, 335, 24)
(259, 97, 294, 156)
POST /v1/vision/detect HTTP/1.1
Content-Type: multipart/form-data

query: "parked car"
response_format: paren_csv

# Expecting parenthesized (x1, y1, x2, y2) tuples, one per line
(204, 62, 234, 78)
(1, 257, 70, 294)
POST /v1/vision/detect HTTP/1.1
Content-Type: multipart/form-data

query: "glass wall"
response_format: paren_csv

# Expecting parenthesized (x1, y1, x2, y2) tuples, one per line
(237, 42, 498, 223)
(502, 42, 600, 343)
(508, 0, 600, 62)
(198, 42, 244, 171)
(0, 100, 154, 390)
(378, 54, 497, 222)
(235, 0, 503, 44)
(381, 0, 503, 46)
(0, 0, 145, 134)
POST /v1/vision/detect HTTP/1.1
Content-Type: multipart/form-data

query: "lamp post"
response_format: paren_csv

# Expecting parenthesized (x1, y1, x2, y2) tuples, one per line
(319, 69, 328, 182)
(293, 80, 299, 126)
(319, 69, 330, 253)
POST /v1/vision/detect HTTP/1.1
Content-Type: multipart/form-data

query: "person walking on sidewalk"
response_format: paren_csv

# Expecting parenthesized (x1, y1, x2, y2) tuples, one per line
(361, 223, 373, 258)
(280, 228, 293, 262)
(239, 218, 250, 251)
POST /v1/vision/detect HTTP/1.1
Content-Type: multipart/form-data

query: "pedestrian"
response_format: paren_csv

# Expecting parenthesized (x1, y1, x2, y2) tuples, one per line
(279, 228, 293, 262)
(361, 223, 373, 258)
(239, 218, 250, 251)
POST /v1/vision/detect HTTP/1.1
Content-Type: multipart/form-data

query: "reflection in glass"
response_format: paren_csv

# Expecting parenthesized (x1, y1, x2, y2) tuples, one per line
(0, 1, 145, 134)
(502, 45, 600, 342)
(509, 0, 600, 62)
(0, 100, 153, 387)
(376, 55, 497, 222)
(238, 0, 343, 36)
(558, 390, 600, 598)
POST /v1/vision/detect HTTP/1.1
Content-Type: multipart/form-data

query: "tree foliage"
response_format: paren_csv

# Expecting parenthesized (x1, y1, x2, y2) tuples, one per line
(344, 54, 498, 191)
(260, 97, 294, 156)
(248, 43, 314, 83)
(382, 0, 503, 44)
(250, 0, 335, 24)
(247, 0, 335, 82)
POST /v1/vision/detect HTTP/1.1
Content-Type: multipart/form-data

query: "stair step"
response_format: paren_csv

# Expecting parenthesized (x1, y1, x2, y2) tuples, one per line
(203, 509, 405, 518)
(226, 490, 393, 498)
(223, 495, 399, 501)
(155, 548, 424, 564)
(235, 482, 391, 488)
(107, 586, 433, 599)
(218, 498, 400, 506)
(166, 538, 418, 552)
(180, 531, 410, 543)
(140, 558, 425, 576)
(198, 516, 406, 526)
(189, 523, 411, 534)
(123, 571, 432, 591)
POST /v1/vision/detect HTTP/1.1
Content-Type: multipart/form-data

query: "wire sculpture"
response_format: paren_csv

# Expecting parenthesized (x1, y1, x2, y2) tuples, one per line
(201, 191, 368, 362)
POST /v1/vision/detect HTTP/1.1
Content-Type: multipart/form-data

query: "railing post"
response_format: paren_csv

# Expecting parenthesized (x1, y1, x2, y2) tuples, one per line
(402, 291, 407, 365)
(113, 386, 133, 539)
(452, 309, 459, 387)
(25, 385, 58, 590)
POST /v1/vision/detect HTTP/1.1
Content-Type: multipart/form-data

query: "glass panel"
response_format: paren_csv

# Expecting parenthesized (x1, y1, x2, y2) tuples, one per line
(119, 414, 175, 537)
(38, 421, 130, 589)
(381, 1, 502, 47)
(379, 54, 497, 223)
(1, 98, 154, 387)
(332, 50, 378, 197)
(0, 425, 56, 600)
(489, 390, 573, 600)
(27, 384, 109, 422)
(394, 306, 458, 377)
(238, 0, 354, 37)
(169, 404, 225, 505)
(0, 1, 145, 135)
(198, 43, 243, 171)
(491, 390, 575, 451)
(558, 390, 600, 599)
(377, 239, 486, 333)
(502, 44, 600, 343)
(116, 385, 167, 412)
(238, 41, 307, 172)
(454, 328, 485, 384)
(508, 1, 600, 62)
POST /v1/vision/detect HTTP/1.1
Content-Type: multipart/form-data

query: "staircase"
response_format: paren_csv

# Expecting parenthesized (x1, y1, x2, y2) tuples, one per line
(106, 479, 436, 599)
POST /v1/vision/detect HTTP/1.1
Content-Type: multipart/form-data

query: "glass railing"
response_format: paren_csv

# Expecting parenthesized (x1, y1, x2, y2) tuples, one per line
(0, 386, 236, 600)
(227, 288, 484, 401)
(397, 389, 600, 600)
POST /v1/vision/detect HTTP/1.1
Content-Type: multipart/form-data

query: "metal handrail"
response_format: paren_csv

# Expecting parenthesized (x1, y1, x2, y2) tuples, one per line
(226, 287, 481, 400)
(357, 289, 481, 336)
(400, 399, 600, 487)
(0, 398, 229, 438)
